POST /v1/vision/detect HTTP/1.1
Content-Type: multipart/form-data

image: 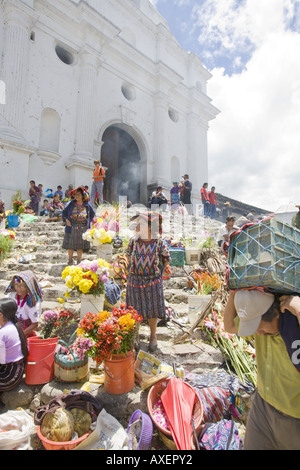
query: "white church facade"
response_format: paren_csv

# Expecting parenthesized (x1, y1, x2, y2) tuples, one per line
(0, 0, 219, 207)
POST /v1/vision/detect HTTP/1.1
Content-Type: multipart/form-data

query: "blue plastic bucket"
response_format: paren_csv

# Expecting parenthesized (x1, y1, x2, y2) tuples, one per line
(7, 214, 19, 228)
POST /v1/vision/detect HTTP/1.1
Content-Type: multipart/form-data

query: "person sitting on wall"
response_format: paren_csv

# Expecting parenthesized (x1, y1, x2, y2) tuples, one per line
(150, 186, 169, 210)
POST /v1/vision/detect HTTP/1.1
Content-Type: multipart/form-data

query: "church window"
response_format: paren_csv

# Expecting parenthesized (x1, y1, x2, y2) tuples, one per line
(55, 44, 74, 65)
(121, 83, 136, 101)
(39, 108, 61, 153)
(168, 108, 179, 122)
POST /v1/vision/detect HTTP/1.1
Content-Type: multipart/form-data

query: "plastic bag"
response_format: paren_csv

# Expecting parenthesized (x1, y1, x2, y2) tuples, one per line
(74, 409, 128, 450)
(0, 409, 35, 450)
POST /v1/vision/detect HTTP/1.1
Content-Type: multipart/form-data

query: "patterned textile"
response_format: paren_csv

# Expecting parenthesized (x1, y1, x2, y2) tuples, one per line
(196, 387, 231, 423)
(5, 270, 43, 307)
(0, 359, 25, 392)
(125, 237, 170, 320)
(62, 220, 90, 251)
(126, 237, 170, 277)
(126, 273, 166, 320)
(199, 419, 243, 450)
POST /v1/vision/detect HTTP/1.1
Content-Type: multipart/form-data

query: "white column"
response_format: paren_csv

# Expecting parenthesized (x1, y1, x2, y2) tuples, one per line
(153, 91, 169, 187)
(0, 2, 33, 141)
(73, 49, 100, 161)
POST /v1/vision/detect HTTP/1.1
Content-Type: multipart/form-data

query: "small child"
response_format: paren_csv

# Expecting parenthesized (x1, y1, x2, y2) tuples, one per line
(40, 199, 49, 216)
(126, 212, 171, 352)
(54, 185, 63, 200)
(5, 270, 43, 337)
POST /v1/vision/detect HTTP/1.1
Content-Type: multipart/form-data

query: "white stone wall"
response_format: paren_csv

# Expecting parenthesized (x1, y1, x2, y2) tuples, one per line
(0, 0, 219, 208)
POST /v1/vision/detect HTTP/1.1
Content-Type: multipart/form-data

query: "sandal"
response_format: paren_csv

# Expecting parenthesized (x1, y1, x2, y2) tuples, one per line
(148, 339, 157, 353)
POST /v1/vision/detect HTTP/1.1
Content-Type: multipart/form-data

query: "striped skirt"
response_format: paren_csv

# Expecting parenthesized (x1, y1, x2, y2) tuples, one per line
(126, 273, 166, 320)
(0, 359, 25, 392)
(62, 221, 90, 251)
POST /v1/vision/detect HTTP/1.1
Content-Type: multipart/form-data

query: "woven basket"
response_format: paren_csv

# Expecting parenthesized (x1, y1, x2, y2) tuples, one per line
(54, 332, 89, 383)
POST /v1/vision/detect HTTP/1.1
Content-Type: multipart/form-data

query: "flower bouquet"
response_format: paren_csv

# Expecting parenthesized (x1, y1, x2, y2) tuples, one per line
(38, 308, 80, 340)
(73, 304, 143, 364)
(195, 271, 222, 295)
(0, 229, 16, 261)
(61, 259, 110, 297)
(202, 306, 257, 387)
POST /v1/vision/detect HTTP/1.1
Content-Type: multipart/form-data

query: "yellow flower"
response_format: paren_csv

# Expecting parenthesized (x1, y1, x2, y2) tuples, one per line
(64, 291, 70, 298)
(57, 298, 65, 303)
(118, 314, 135, 330)
(62, 266, 70, 279)
(78, 279, 93, 293)
(91, 273, 98, 283)
(98, 259, 110, 268)
(97, 311, 110, 324)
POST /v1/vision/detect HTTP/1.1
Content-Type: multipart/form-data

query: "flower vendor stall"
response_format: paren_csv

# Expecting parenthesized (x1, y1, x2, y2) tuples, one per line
(61, 259, 110, 318)
(73, 304, 142, 394)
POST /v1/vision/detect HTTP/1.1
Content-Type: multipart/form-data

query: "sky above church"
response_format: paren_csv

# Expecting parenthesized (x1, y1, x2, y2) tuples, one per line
(150, 0, 300, 212)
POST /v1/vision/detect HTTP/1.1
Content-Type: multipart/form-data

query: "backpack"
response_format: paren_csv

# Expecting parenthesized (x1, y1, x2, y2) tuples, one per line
(199, 419, 243, 450)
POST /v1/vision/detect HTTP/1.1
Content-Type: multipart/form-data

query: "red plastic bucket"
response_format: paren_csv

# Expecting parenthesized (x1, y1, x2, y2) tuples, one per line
(25, 337, 59, 385)
(104, 350, 135, 394)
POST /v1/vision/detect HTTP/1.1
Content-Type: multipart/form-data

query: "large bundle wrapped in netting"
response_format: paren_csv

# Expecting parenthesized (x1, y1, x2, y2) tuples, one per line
(226, 217, 300, 294)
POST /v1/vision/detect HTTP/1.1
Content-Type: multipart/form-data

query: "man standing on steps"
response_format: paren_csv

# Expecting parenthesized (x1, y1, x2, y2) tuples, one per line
(90, 160, 105, 208)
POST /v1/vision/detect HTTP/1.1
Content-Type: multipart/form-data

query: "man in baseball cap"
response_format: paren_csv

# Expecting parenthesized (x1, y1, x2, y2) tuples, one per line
(234, 289, 276, 336)
(223, 289, 300, 450)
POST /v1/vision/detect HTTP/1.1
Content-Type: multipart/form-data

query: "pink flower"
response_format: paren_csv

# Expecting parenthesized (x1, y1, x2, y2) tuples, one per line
(90, 260, 99, 273)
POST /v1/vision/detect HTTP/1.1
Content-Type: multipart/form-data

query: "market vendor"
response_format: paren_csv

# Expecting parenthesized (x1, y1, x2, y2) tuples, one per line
(223, 289, 300, 450)
(5, 270, 43, 337)
(0, 298, 28, 404)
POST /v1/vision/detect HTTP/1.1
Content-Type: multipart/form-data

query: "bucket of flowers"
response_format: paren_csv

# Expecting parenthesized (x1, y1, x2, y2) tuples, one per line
(73, 303, 143, 394)
(82, 216, 116, 261)
(61, 259, 110, 318)
(188, 270, 222, 325)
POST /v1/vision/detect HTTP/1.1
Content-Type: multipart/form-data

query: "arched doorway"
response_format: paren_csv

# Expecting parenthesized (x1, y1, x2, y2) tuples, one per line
(101, 126, 141, 204)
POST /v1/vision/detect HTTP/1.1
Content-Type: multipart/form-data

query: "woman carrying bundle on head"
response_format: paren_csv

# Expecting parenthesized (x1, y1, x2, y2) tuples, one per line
(5, 270, 43, 338)
(0, 298, 29, 405)
(126, 212, 171, 352)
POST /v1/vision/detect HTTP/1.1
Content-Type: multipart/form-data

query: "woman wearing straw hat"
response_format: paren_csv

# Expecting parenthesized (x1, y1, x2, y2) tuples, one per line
(126, 212, 171, 352)
(62, 186, 95, 265)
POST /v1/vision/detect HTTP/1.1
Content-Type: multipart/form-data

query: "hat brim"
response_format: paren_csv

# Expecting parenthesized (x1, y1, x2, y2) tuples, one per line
(238, 315, 261, 337)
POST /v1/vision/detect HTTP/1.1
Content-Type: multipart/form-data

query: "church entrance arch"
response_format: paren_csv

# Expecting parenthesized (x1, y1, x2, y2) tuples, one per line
(100, 125, 144, 205)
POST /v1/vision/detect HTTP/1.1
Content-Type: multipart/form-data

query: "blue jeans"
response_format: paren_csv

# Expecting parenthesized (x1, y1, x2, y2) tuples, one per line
(209, 204, 216, 219)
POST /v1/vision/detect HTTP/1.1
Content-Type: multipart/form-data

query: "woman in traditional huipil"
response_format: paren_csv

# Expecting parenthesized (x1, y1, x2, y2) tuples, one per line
(126, 212, 171, 352)
(62, 186, 95, 265)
